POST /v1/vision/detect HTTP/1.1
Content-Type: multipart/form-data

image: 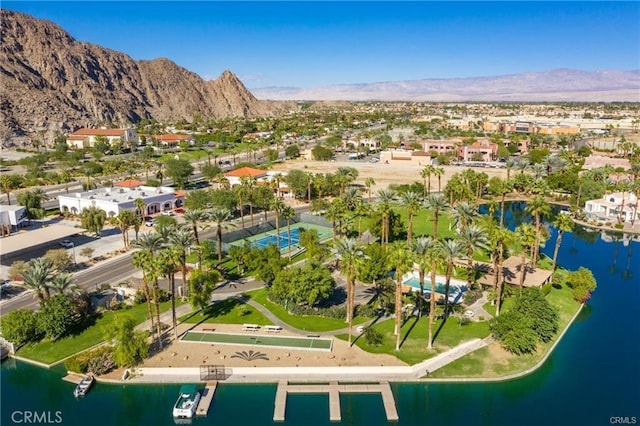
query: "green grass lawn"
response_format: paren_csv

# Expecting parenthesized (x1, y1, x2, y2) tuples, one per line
(17, 301, 174, 365)
(432, 283, 582, 378)
(337, 315, 491, 365)
(246, 288, 369, 332)
(363, 205, 456, 241)
(178, 298, 272, 325)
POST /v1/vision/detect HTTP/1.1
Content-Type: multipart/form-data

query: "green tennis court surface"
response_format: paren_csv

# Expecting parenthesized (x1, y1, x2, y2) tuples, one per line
(181, 331, 333, 351)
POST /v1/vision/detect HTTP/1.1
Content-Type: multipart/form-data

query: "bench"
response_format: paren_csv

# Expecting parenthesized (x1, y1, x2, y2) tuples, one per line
(265, 325, 282, 333)
(242, 324, 260, 332)
(202, 328, 215, 332)
(307, 334, 320, 338)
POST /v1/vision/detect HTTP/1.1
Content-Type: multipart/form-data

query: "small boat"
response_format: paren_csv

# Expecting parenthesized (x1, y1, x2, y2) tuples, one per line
(172, 384, 201, 419)
(73, 375, 94, 398)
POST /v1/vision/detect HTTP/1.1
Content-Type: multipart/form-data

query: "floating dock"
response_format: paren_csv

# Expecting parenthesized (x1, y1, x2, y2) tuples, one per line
(273, 380, 398, 422)
(62, 374, 84, 385)
(195, 381, 217, 417)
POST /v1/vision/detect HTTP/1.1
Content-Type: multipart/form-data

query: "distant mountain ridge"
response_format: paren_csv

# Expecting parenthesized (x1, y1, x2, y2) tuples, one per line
(252, 69, 640, 102)
(0, 9, 290, 140)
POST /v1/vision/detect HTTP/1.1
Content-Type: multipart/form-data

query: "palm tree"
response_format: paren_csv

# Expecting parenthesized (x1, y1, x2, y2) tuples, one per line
(451, 201, 478, 234)
(209, 209, 233, 262)
(434, 167, 445, 192)
(411, 236, 437, 319)
(132, 251, 156, 339)
(270, 198, 286, 247)
(241, 176, 258, 226)
(439, 239, 465, 315)
(20, 257, 55, 304)
(420, 165, 434, 197)
(158, 247, 180, 339)
(551, 213, 574, 271)
(402, 191, 422, 245)
(493, 227, 513, 316)
(387, 242, 414, 351)
(281, 206, 296, 258)
(49, 273, 80, 297)
(333, 238, 365, 346)
(364, 177, 376, 202)
(169, 227, 194, 333)
(424, 194, 450, 239)
(515, 223, 536, 293)
(377, 189, 396, 245)
(182, 209, 208, 245)
(132, 232, 164, 344)
(526, 195, 552, 265)
(505, 158, 516, 181)
(134, 198, 147, 218)
(458, 225, 489, 289)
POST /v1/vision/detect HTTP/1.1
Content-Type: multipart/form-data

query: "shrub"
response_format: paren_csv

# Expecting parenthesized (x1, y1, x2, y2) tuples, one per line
(364, 327, 383, 346)
(0, 309, 40, 346)
(65, 346, 115, 375)
(565, 267, 597, 303)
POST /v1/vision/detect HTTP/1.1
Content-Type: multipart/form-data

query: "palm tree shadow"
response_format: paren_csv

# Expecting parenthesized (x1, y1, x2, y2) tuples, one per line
(351, 314, 384, 346)
(399, 316, 420, 349)
(432, 313, 448, 343)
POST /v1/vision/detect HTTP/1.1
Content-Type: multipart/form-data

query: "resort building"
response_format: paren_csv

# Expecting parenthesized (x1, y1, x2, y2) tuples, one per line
(379, 149, 430, 166)
(66, 128, 139, 149)
(584, 192, 639, 223)
(458, 141, 498, 162)
(0, 205, 27, 236)
(58, 184, 183, 217)
(143, 133, 196, 148)
(224, 167, 269, 188)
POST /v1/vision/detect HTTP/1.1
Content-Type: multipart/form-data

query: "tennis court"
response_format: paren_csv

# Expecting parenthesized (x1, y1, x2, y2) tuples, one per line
(230, 222, 332, 253)
(181, 330, 333, 351)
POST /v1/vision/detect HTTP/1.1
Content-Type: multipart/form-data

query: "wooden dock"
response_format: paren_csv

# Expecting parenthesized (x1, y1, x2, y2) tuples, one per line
(273, 380, 398, 422)
(62, 374, 84, 384)
(195, 381, 217, 417)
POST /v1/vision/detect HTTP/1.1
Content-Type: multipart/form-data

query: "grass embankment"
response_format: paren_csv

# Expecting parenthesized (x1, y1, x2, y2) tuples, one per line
(17, 301, 175, 365)
(430, 283, 581, 378)
(178, 298, 272, 325)
(336, 315, 491, 365)
(247, 288, 369, 332)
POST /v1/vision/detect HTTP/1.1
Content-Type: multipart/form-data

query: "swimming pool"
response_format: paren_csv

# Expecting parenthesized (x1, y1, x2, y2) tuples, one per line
(402, 272, 467, 303)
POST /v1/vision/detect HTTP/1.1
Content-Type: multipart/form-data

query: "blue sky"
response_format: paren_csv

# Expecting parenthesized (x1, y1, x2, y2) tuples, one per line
(5, 1, 640, 88)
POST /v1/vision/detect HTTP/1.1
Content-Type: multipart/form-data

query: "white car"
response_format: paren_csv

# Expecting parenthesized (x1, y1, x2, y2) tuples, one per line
(59, 239, 74, 248)
(464, 310, 475, 318)
(161, 210, 175, 216)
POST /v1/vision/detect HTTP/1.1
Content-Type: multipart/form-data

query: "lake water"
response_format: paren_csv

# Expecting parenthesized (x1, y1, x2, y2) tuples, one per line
(2, 203, 639, 425)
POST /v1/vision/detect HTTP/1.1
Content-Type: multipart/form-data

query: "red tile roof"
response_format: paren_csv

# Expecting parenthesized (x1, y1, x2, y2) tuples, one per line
(224, 167, 267, 178)
(71, 128, 128, 137)
(114, 179, 144, 188)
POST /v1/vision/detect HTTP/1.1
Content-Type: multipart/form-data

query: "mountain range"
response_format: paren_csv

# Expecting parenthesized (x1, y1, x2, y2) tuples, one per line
(252, 69, 640, 102)
(0, 9, 288, 140)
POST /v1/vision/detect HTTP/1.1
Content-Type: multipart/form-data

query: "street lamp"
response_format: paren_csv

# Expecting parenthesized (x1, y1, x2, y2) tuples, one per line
(70, 243, 76, 265)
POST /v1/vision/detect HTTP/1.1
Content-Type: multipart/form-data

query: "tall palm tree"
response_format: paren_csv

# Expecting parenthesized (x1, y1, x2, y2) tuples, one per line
(526, 195, 552, 265)
(505, 158, 516, 181)
(493, 227, 513, 316)
(458, 225, 489, 289)
(132, 232, 164, 344)
(515, 223, 536, 293)
(420, 165, 434, 197)
(281, 206, 296, 258)
(387, 242, 414, 351)
(182, 209, 208, 245)
(377, 189, 396, 245)
(434, 167, 445, 192)
(209, 209, 233, 262)
(270, 198, 286, 247)
(241, 176, 258, 226)
(169, 227, 194, 325)
(20, 257, 55, 304)
(333, 238, 365, 346)
(411, 236, 437, 318)
(402, 191, 422, 245)
(424, 194, 450, 239)
(551, 213, 575, 271)
(158, 247, 180, 339)
(439, 239, 465, 315)
(364, 177, 376, 202)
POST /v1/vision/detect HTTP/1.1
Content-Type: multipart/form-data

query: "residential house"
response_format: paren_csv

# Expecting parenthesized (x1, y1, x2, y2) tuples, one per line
(66, 128, 139, 149)
(584, 192, 639, 223)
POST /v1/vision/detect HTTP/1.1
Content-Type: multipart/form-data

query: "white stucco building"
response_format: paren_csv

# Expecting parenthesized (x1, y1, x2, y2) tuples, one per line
(58, 185, 184, 217)
(0, 205, 27, 235)
(584, 192, 639, 223)
(66, 128, 139, 149)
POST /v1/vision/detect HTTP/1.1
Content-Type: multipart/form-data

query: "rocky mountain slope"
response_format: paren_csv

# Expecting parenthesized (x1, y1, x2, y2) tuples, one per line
(253, 69, 640, 102)
(0, 9, 289, 140)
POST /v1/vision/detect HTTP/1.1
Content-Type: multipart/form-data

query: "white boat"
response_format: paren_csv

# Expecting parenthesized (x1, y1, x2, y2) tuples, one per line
(172, 385, 200, 419)
(73, 375, 94, 397)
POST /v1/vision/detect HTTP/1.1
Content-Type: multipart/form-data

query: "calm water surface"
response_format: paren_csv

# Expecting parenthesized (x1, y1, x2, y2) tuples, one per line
(2, 203, 639, 425)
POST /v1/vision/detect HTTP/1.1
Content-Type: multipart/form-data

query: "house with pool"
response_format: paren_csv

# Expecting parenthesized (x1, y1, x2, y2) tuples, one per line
(584, 192, 639, 223)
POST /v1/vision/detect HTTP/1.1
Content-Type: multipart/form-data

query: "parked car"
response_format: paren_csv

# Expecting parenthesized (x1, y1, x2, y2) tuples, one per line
(145, 217, 154, 226)
(161, 210, 175, 216)
(59, 239, 74, 248)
